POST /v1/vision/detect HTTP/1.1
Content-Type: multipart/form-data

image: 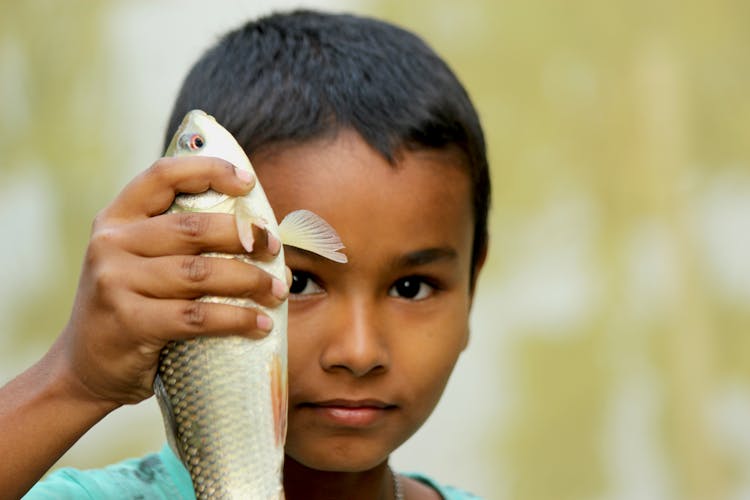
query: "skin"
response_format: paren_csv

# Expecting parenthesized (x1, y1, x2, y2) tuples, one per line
(0, 130, 486, 500)
(254, 130, 486, 499)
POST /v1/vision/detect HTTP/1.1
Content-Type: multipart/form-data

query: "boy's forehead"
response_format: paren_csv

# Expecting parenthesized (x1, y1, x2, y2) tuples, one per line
(253, 131, 475, 263)
(253, 131, 472, 213)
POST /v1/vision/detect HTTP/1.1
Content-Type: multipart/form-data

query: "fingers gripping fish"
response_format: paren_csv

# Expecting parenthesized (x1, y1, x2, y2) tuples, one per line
(154, 110, 347, 500)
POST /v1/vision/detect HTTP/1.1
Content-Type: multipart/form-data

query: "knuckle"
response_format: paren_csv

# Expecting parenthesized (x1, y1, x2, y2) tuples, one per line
(230, 306, 261, 337)
(177, 212, 209, 240)
(181, 255, 211, 283)
(182, 301, 207, 327)
(244, 274, 271, 301)
(92, 263, 120, 295)
(89, 225, 119, 251)
(148, 157, 176, 181)
(91, 209, 109, 233)
(225, 262, 266, 301)
(85, 227, 119, 269)
(112, 297, 137, 331)
(214, 158, 234, 174)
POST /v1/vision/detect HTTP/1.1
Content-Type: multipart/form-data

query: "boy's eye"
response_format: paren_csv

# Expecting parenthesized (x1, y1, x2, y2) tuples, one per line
(289, 271, 323, 297)
(388, 277, 434, 300)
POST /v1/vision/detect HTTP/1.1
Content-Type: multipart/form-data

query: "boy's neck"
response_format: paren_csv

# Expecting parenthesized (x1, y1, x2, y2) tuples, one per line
(283, 456, 394, 500)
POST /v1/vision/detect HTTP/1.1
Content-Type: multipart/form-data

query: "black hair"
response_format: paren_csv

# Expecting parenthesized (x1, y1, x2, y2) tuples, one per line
(166, 10, 490, 276)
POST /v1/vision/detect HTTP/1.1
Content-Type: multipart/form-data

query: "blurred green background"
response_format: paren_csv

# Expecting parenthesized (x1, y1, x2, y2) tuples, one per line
(2, 1, 749, 499)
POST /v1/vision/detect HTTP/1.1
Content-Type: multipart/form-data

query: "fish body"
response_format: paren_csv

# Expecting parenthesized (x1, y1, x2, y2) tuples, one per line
(154, 110, 346, 499)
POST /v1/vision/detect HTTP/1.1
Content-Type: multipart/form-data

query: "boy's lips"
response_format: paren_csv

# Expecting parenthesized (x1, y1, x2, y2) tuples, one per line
(297, 399, 398, 427)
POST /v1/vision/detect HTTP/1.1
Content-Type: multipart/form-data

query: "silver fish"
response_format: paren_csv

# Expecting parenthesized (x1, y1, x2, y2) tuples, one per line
(154, 109, 347, 499)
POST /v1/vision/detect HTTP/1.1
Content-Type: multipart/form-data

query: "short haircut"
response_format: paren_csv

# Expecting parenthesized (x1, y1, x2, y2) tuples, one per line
(166, 10, 490, 275)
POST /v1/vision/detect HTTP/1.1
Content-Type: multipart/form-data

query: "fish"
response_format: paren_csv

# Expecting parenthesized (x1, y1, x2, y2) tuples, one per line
(153, 109, 347, 500)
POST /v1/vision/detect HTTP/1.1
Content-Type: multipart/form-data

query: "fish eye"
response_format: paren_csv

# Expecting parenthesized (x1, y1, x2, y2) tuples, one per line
(190, 134, 204, 150)
(178, 133, 205, 152)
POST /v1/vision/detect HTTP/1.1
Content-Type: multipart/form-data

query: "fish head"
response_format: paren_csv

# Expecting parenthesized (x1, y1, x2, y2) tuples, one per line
(166, 109, 255, 211)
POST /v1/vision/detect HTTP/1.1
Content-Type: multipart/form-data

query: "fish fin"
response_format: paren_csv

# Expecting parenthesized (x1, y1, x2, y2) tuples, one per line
(270, 354, 288, 448)
(235, 198, 260, 253)
(278, 209, 348, 263)
(154, 374, 185, 464)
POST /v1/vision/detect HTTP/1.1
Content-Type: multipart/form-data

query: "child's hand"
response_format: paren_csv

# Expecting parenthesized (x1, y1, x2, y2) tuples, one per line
(57, 156, 287, 408)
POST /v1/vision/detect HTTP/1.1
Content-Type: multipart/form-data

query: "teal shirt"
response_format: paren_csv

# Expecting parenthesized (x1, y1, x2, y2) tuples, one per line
(25, 444, 482, 499)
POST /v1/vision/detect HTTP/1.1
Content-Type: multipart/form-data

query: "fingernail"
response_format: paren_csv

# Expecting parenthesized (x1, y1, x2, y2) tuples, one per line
(272, 278, 288, 300)
(235, 167, 254, 184)
(239, 228, 254, 253)
(285, 266, 292, 287)
(257, 314, 273, 332)
(267, 230, 281, 255)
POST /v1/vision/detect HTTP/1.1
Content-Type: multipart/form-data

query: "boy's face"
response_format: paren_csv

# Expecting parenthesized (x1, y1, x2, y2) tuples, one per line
(254, 130, 482, 472)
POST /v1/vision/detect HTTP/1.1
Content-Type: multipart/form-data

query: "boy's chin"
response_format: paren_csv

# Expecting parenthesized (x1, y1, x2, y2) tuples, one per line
(285, 443, 393, 473)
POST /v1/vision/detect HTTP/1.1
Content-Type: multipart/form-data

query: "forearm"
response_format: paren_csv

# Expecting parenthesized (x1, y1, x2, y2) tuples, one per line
(0, 340, 119, 499)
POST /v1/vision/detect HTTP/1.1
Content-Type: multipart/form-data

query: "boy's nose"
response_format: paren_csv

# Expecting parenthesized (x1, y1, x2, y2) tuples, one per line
(319, 298, 389, 377)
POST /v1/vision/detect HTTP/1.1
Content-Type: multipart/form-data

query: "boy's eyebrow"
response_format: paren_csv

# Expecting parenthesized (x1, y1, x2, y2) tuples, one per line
(284, 246, 457, 267)
(394, 247, 457, 268)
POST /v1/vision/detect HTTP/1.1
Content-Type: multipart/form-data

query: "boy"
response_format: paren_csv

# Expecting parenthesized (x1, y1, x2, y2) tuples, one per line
(1, 10, 489, 499)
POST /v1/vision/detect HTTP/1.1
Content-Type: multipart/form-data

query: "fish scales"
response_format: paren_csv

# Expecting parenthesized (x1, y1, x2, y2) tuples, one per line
(159, 329, 284, 498)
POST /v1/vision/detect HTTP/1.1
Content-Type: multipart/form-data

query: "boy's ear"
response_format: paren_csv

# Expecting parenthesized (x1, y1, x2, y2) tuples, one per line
(462, 241, 488, 352)
(469, 238, 489, 299)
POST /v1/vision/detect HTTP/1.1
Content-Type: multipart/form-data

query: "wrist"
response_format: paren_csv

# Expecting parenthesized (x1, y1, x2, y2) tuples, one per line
(41, 337, 123, 417)
(0, 340, 120, 498)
